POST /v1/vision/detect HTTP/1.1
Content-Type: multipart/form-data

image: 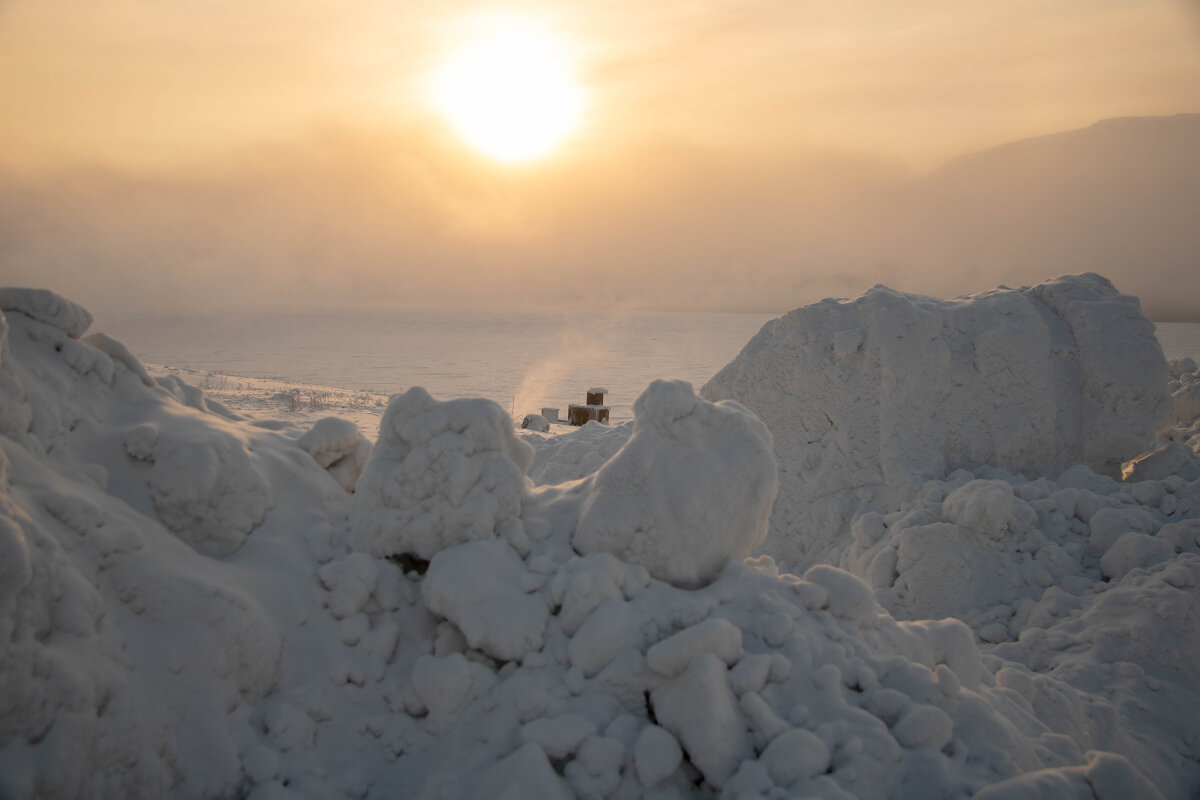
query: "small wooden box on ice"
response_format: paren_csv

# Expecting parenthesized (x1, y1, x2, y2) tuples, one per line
(568, 388, 610, 426)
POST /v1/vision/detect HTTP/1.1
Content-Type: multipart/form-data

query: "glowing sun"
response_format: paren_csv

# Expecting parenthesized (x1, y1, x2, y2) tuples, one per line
(431, 18, 584, 162)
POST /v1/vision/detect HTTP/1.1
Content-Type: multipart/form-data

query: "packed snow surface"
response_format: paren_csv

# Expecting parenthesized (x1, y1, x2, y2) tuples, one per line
(1, 279, 1199, 800)
(702, 272, 1172, 568)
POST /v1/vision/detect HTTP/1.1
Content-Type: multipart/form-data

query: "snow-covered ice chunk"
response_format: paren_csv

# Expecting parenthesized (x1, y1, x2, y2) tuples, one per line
(760, 727, 832, 785)
(0, 288, 92, 339)
(974, 750, 1165, 800)
(703, 273, 1170, 567)
(298, 417, 360, 468)
(572, 380, 777, 588)
(526, 419, 632, 485)
(942, 479, 1037, 539)
(520, 713, 597, 760)
(1175, 383, 1200, 424)
(644, 617, 743, 677)
(803, 564, 878, 626)
(297, 416, 373, 492)
(81, 332, 155, 387)
(1099, 532, 1173, 580)
(1089, 506, 1158, 553)
(567, 597, 642, 676)
(485, 742, 572, 800)
(409, 652, 496, 733)
(350, 387, 532, 559)
(550, 552, 627, 636)
(421, 539, 548, 663)
(520, 413, 550, 433)
(891, 703, 954, 749)
(147, 424, 272, 557)
(317, 552, 379, 619)
(649, 652, 750, 788)
(633, 724, 683, 788)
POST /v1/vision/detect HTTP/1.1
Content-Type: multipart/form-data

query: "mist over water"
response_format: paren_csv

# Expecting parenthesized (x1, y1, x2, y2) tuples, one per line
(101, 309, 1200, 422)
(102, 308, 775, 420)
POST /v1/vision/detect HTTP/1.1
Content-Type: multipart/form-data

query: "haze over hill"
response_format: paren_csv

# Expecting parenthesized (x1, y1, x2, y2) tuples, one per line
(1, 114, 1197, 319)
(853, 114, 1200, 320)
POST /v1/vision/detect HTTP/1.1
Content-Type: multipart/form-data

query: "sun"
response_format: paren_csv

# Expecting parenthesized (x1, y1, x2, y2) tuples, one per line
(430, 18, 584, 163)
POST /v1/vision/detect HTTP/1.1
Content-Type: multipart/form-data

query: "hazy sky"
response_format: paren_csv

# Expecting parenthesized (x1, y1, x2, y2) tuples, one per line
(1, 0, 1199, 317)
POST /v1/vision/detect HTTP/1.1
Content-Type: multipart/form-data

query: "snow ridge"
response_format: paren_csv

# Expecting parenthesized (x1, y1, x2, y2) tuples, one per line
(702, 272, 1171, 568)
(0, 283, 1197, 799)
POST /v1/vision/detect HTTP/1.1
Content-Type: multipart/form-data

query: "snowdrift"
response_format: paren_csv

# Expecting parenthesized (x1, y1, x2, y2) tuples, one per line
(1, 281, 1198, 799)
(702, 272, 1173, 568)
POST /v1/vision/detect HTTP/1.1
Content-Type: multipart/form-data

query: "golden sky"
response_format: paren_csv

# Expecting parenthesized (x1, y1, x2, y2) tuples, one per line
(3, 0, 1198, 168)
(1, 0, 1199, 316)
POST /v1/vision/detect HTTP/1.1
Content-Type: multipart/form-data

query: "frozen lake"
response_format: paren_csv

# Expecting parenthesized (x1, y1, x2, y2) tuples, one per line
(101, 308, 1200, 421)
(100, 308, 775, 420)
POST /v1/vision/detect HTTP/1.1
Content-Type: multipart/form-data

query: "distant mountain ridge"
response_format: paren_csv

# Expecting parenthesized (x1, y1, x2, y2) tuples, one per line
(0, 113, 1196, 319)
(851, 113, 1200, 320)
(931, 113, 1200, 177)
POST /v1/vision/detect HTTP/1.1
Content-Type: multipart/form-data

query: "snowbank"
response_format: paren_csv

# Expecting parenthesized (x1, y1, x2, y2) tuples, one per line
(703, 272, 1172, 567)
(349, 387, 534, 560)
(298, 416, 373, 492)
(0, 287, 93, 339)
(1, 285, 1198, 800)
(572, 379, 778, 588)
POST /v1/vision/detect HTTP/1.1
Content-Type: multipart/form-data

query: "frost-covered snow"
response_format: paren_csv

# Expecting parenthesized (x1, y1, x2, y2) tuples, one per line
(1, 279, 1199, 800)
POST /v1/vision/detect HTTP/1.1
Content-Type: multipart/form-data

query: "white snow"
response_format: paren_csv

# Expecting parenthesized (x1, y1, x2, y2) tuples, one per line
(81, 331, 157, 387)
(421, 539, 549, 663)
(572, 379, 778, 588)
(0, 287, 94, 339)
(520, 412, 550, 432)
(0, 280, 1198, 800)
(702, 272, 1172, 568)
(644, 617, 744, 677)
(349, 386, 533, 560)
(298, 416, 373, 492)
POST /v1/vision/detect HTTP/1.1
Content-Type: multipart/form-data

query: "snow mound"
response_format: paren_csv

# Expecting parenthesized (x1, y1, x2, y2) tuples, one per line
(0, 287, 93, 339)
(349, 387, 534, 560)
(703, 272, 1171, 567)
(147, 422, 273, 557)
(524, 418, 633, 485)
(572, 380, 778, 588)
(298, 416, 373, 492)
(845, 459, 1199, 621)
(422, 539, 549, 662)
(81, 331, 157, 387)
(520, 413, 550, 432)
(2, 286, 1198, 800)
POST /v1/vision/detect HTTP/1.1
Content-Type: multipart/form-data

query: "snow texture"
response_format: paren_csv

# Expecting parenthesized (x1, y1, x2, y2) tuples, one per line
(421, 539, 549, 662)
(298, 416, 373, 492)
(703, 272, 1171, 568)
(0, 287, 93, 339)
(349, 386, 534, 559)
(1, 281, 1198, 800)
(572, 379, 778, 588)
(81, 331, 157, 387)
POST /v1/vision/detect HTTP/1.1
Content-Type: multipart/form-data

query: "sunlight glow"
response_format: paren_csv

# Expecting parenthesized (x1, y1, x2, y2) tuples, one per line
(431, 18, 584, 163)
